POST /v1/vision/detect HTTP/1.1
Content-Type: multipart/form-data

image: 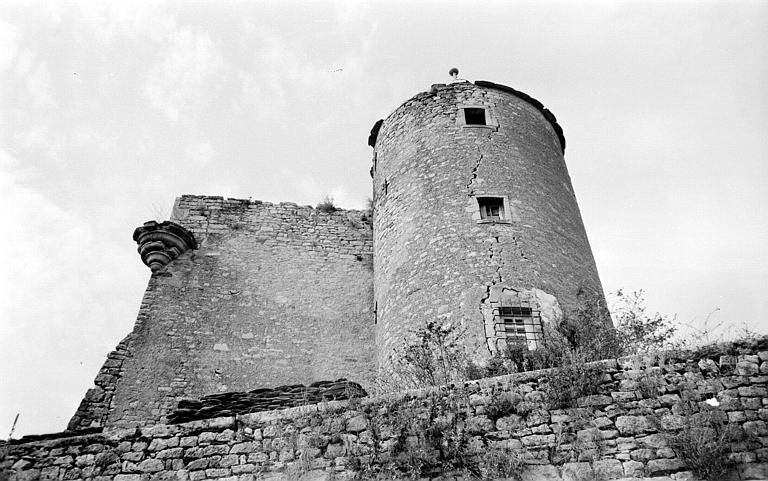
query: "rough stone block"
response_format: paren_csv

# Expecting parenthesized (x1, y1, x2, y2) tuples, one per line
(466, 415, 494, 434)
(562, 462, 594, 481)
(579, 395, 613, 407)
(622, 459, 644, 477)
(593, 459, 623, 479)
(520, 465, 559, 480)
(615, 416, 654, 435)
(740, 462, 768, 480)
(115, 475, 142, 481)
(740, 386, 768, 397)
(138, 459, 165, 473)
(496, 414, 524, 431)
(345, 415, 368, 433)
(156, 448, 184, 459)
(647, 458, 686, 474)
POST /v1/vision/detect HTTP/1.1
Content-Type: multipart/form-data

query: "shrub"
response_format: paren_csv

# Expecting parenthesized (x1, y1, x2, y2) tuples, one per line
(480, 444, 524, 480)
(384, 320, 474, 390)
(544, 351, 605, 409)
(316, 195, 339, 213)
(612, 289, 678, 354)
(637, 368, 665, 399)
(356, 389, 484, 479)
(665, 406, 739, 479)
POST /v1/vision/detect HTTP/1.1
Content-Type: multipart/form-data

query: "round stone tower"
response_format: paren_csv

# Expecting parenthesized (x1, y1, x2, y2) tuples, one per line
(369, 79, 605, 366)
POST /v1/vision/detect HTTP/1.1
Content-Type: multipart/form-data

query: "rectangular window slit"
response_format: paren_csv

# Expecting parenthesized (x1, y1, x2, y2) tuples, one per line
(478, 197, 505, 221)
(464, 107, 487, 125)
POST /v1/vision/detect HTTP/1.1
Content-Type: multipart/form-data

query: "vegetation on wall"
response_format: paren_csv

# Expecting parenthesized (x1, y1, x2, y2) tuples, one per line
(316, 195, 339, 213)
(664, 403, 742, 479)
(364, 290, 755, 479)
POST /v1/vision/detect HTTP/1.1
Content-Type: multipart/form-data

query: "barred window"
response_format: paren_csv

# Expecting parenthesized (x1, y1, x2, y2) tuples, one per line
(498, 306, 543, 350)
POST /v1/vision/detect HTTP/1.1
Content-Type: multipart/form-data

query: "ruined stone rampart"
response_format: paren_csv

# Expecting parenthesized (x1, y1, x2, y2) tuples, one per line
(11, 347, 768, 481)
(69, 196, 375, 432)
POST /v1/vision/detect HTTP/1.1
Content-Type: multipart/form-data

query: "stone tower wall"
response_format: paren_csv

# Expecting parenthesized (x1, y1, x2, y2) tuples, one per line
(371, 81, 604, 366)
(69, 195, 375, 430)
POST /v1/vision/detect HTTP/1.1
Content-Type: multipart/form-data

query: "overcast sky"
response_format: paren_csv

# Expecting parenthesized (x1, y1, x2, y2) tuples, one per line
(1, 1, 766, 437)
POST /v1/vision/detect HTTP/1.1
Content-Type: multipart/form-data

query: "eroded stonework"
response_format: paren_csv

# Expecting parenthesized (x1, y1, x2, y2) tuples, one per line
(71, 196, 375, 430)
(68, 80, 606, 433)
(372, 81, 605, 368)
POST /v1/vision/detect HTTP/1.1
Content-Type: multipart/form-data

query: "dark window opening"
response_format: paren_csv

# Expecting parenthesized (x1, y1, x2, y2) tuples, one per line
(478, 197, 505, 221)
(464, 108, 487, 125)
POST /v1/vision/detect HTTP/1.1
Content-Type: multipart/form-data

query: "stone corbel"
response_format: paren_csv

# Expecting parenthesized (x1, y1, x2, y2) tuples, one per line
(133, 221, 197, 272)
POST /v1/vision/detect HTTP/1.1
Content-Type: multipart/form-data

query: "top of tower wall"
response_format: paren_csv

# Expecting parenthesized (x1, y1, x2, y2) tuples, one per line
(368, 80, 566, 153)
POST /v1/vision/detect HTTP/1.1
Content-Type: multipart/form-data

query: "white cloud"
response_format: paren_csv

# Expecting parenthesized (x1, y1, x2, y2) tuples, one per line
(238, 25, 367, 116)
(185, 139, 215, 166)
(21, 57, 55, 110)
(0, 18, 19, 72)
(75, 2, 177, 45)
(0, 148, 145, 435)
(144, 27, 226, 122)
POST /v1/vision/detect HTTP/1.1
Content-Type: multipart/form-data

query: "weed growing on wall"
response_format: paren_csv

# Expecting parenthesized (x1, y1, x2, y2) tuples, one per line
(383, 320, 475, 390)
(350, 388, 526, 480)
(612, 289, 678, 354)
(316, 195, 339, 213)
(480, 444, 524, 480)
(485, 390, 519, 421)
(664, 405, 739, 479)
(544, 351, 605, 409)
(637, 367, 666, 399)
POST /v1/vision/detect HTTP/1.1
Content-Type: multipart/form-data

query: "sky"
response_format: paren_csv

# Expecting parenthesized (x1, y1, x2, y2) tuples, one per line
(1, 0, 766, 437)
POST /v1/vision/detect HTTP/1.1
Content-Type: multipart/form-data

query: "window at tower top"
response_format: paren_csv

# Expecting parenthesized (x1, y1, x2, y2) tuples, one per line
(463, 107, 486, 125)
(457, 105, 497, 130)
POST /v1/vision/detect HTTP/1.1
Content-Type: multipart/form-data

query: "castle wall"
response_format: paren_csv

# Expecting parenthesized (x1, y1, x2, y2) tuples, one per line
(7, 348, 768, 481)
(372, 82, 604, 366)
(69, 195, 375, 430)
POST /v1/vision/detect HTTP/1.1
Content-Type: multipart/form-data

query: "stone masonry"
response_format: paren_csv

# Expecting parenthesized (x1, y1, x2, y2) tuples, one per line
(69, 80, 607, 433)
(6, 79, 768, 479)
(5, 345, 768, 480)
(69, 196, 375, 431)
(372, 81, 604, 367)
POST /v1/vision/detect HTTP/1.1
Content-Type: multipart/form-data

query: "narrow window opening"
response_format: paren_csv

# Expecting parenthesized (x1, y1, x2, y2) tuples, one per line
(478, 197, 505, 221)
(464, 108, 487, 126)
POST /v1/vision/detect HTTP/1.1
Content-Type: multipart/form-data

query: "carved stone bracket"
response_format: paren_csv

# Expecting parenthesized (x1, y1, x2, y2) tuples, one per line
(133, 221, 197, 272)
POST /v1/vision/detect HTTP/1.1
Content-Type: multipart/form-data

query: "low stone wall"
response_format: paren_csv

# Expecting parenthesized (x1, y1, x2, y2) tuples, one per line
(4, 348, 768, 480)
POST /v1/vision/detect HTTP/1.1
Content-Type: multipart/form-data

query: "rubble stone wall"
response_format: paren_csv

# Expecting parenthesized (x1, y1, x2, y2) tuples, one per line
(10, 348, 768, 481)
(69, 195, 375, 431)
